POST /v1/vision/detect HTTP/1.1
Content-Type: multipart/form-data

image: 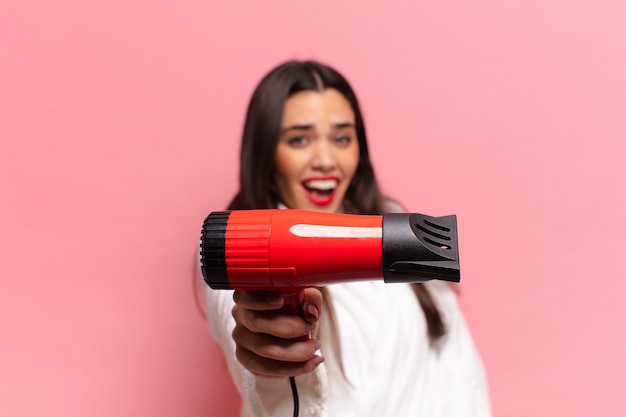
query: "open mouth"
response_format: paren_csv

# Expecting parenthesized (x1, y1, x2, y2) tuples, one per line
(302, 178, 338, 206)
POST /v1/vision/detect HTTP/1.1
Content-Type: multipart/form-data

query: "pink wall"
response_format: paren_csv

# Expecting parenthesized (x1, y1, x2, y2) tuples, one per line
(1, 1, 625, 416)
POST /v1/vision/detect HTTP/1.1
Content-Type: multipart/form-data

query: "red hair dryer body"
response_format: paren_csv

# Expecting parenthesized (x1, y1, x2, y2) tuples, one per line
(200, 209, 460, 315)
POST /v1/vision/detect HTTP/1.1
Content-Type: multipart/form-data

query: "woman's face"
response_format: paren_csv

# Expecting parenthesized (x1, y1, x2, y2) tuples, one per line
(274, 88, 360, 213)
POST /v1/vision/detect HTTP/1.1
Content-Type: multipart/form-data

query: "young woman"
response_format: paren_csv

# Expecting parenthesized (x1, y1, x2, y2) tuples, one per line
(204, 60, 491, 417)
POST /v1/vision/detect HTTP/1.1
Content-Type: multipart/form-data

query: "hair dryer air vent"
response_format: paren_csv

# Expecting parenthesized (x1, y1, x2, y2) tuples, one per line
(382, 213, 460, 283)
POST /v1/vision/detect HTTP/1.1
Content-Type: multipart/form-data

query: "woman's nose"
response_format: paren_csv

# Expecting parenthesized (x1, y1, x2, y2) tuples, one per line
(310, 141, 336, 170)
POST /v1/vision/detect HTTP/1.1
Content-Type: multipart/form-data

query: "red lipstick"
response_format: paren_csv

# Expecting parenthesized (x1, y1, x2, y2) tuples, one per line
(302, 176, 339, 207)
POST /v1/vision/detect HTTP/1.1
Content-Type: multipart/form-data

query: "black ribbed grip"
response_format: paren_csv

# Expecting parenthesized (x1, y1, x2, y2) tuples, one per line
(200, 211, 231, 289)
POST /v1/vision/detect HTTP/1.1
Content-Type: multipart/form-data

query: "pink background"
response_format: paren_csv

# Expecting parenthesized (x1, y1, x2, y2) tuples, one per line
(1, 1, 625, 416)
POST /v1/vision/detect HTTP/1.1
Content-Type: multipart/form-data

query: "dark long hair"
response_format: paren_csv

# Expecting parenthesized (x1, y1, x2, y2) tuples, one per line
(229, 60, 383, 214)
(228, 60, 445, 340)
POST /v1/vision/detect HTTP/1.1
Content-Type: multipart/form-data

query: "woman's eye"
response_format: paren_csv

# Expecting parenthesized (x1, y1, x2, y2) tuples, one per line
(287, 136, 309, 147)
(335, 135, 352, 146)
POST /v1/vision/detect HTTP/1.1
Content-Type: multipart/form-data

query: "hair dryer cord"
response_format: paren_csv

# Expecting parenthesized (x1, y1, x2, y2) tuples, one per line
(290, 376, 299, 417)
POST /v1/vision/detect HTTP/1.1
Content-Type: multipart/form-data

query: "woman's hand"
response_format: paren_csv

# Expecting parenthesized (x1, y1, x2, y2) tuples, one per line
(231, 288, 325, 378)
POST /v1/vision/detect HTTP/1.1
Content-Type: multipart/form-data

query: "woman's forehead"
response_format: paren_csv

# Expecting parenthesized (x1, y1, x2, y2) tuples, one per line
(281, 89, 355, 127)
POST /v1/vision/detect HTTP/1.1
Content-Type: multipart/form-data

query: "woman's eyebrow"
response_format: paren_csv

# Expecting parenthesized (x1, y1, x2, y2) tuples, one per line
(332, 122, 355, 129)
(280, 122, 355, 134)
(280, 124, 314, 134)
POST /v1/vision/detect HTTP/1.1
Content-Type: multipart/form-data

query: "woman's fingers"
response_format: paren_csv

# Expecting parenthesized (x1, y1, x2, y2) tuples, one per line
(232, 318, 325, 377)
(235, 340, 324, 377)
(300, 287, 323, 324)
(233, 290, 284, 311)
(232, 305, 315, 339)
(230, 288, 326, 377)
(233, 326, 321, 362)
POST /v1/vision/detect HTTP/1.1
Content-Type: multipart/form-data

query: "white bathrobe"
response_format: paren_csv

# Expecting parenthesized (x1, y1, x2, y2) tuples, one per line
(204, 279, 492, 417)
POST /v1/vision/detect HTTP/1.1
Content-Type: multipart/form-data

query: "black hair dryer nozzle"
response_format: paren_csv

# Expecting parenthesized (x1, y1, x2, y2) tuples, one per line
(382, 213, 460, 283)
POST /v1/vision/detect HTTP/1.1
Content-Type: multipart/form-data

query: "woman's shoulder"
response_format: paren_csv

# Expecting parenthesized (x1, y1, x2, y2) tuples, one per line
(381, 197, 405, 213)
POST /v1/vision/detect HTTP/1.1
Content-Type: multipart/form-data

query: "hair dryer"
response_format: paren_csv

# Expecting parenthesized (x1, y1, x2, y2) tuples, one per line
(200, 209, 460, 316)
